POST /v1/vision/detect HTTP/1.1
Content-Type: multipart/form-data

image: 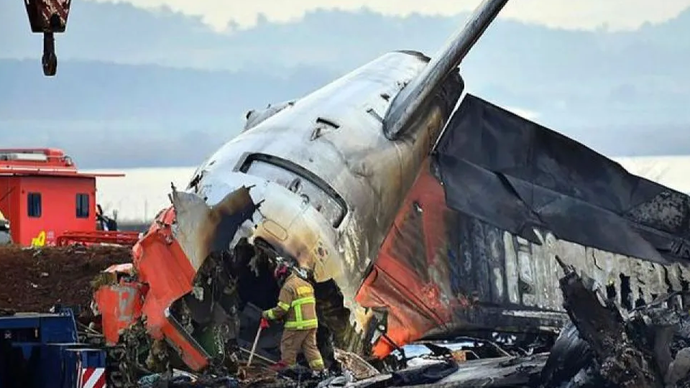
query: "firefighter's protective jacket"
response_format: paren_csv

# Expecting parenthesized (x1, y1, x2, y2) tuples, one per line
(264, 272, 318, 330)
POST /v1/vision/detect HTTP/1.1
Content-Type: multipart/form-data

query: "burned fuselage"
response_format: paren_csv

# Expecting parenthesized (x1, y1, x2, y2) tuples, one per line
(177, 49, 465, 359)
(91, 0, 690, 379)
(92, 49, 466, 374)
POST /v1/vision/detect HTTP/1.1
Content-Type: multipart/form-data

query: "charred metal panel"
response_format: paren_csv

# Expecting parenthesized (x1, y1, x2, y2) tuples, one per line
(434, 94, 690, 264)
(359, 97, 690, 354)
(356, 160, 454, 357)
(356, 160, 567, 357)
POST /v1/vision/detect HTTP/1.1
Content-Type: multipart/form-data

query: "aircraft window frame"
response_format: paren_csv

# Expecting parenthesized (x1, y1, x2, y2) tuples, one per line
(236, 153, 348, 228)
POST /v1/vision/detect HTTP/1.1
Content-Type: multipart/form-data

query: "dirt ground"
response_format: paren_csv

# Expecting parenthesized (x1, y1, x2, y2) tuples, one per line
(0, 245, 132, 313)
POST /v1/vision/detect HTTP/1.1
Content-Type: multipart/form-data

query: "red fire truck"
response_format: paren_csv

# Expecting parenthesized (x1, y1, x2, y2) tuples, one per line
(0, 148, 140, 247)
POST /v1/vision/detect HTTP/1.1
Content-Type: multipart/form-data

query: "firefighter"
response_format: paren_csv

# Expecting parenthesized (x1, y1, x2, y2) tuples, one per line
(262, 261, 325, 372)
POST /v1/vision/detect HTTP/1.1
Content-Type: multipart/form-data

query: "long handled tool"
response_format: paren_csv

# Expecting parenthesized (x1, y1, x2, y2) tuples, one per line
(247, 317, 270, 366)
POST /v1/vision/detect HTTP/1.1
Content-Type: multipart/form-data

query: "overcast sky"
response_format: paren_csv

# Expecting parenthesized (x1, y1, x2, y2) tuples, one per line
(89, 0, 690, 31)
(1, 1, 689, 168)
(1, 0, 689, 221)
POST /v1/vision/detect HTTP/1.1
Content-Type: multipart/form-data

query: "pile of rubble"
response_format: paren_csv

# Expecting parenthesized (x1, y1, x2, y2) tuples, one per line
(348, 256, 690, 388)
(0, 245, 131, 312)
(132, 255, 690, 388)
(4, 241, 690, 387)
(538, 257, 690, 388)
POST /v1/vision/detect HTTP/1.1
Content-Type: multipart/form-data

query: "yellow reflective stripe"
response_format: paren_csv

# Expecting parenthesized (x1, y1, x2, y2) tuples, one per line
(296, 286, 312, 296)
(309, 358, 325, 369)
(267, 309, 275, 320)
(291, 297, 315, 307)
(278, 301, 290, 311)
(284, 319, 318, 329)
(295, 301, 303, 323)
(290, 296, 315, 326)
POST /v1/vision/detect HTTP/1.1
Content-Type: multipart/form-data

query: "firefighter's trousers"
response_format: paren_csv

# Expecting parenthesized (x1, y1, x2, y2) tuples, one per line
(280, 328, 324, 371)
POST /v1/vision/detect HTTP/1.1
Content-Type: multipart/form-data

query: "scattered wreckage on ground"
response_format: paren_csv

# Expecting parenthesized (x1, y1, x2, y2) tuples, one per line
(86, 92, 690, 385)
(84, 257, 690, 387)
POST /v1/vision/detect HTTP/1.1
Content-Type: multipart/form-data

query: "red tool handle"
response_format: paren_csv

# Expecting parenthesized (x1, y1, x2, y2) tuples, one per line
(260, 317, 270, 329)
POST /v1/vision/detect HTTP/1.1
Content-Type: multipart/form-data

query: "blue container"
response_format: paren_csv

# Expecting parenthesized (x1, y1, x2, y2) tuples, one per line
(0, 309, 106, 388)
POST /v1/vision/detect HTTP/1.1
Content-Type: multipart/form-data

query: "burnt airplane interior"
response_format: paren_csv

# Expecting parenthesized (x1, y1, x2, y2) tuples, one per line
(161, 231, 355, 373)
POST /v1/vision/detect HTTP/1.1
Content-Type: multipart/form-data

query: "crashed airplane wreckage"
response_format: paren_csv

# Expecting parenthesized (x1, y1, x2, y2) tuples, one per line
(88, 0, 690, 384)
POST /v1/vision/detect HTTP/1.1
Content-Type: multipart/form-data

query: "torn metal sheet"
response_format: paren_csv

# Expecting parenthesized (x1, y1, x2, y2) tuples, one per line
(333, 348, 379, 380)
(172, 186, 257, 271)
(555, 258, 663, 387)
(433, 94, 690, 264)
(357, 158, 569, 358)
(537, 262, 690, 388)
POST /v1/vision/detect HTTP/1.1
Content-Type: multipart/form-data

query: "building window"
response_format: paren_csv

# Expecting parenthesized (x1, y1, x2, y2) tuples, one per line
(76, 193, 89, 218)
(28, 193, 41, 218)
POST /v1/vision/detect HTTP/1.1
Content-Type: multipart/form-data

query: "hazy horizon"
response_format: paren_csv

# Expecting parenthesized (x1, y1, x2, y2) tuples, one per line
(85, 154, 690, 222)
(1, 1, 690, 169)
